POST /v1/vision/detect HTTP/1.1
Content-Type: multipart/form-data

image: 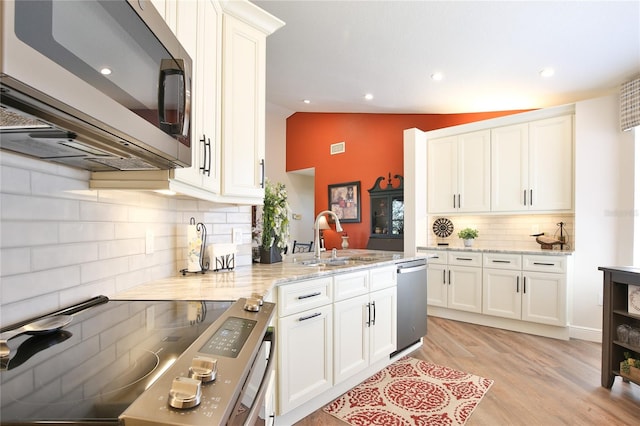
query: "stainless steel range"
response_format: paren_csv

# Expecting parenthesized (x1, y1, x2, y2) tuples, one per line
(0, 296, 275, 425)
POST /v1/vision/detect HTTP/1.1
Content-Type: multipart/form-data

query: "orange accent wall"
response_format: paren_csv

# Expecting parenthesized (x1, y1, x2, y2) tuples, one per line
(286, 111, 530, 250)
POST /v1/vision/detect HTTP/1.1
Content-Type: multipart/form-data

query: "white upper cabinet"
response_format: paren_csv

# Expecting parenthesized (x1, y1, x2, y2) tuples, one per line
(428, 130, 491, 214)
(172, 0, 222, 193)
(422, 108, 574, 215)
(528, 116, 573, 211)
(220, 14, 267, 200)
(492, 115, 573, 212)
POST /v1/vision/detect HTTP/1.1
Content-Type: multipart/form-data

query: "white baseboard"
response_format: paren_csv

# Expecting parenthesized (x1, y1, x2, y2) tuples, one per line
(569, 324, 602, 342)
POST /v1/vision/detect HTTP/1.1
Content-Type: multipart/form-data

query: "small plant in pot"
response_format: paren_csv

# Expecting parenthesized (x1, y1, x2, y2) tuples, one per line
(458, 227, 478, 247)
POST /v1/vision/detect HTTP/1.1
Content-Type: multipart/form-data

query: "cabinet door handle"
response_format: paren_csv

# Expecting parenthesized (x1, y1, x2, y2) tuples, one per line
(366, 302, 371, 327)
(492, 260, 511, 264)
(448, 270, 451, 285)
(297, 292, 321, 300)
(371, 301, 376, 326)
(523, 277, 527, 294)
(199, 135, 211, 176)
(530, 189, 533, 206)
(205, 137, 212, 176)
(533, 262, 554, 266)
(516, 276, 520, 293)
(442, 270, 446, 285)
(456, 257, 473, 261)
(260, 159, 265, 188)
(298, 312, 321, 322)
(457, 194, 461, 209)
(453, 194, 456, 209)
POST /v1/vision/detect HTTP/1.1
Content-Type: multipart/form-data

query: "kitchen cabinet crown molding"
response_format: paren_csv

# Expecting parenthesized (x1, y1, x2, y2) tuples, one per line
(218, 0, 285, 35)
(423, 103, 575, 141)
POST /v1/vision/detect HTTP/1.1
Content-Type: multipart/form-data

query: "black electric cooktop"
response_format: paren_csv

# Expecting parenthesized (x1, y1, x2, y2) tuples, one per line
(0, 296, 232, 424)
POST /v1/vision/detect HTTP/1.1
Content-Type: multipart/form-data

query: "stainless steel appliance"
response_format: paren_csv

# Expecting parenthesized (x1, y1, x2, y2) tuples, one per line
(0, 0, 192, 171)
(394, 258, 428, 354)
(0, 295, 275, 425)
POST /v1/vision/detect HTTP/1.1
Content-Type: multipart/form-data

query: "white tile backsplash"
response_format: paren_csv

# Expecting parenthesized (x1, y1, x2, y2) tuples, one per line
(428, 213, 575, 250)
(0, 152, 254, 326)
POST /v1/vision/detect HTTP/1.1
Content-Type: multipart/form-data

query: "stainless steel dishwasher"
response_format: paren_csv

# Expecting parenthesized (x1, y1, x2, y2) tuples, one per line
(394, 258, 428, 354)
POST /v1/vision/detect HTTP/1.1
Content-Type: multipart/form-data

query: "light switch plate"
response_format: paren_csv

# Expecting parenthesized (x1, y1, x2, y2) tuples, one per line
(233, 228, 242, 244)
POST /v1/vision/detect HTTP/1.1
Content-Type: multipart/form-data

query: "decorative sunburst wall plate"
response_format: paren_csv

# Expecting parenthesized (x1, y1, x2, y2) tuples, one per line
(433, 217, 454, 238)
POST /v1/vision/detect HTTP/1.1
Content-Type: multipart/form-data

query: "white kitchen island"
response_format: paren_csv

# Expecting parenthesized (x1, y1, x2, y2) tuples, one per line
(113, 249, 423, 425)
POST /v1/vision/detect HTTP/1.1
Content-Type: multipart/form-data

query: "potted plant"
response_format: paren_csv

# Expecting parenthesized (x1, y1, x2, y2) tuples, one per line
(259, 180, 291, 264)
(458, 227, 478, 247)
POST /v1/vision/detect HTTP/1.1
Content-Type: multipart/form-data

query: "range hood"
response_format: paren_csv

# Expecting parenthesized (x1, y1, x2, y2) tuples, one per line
(0, 82, 186, 172)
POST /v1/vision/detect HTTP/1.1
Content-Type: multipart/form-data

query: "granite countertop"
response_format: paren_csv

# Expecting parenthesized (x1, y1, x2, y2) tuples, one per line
(112, 249, 413, 302)
(416, 245, 574, 256)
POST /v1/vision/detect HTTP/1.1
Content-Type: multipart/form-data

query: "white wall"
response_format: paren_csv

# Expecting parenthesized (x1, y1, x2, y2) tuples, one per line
(0, 152, 252, 326)
(265, 102, 315, 245)
(573, 94, 636, 338)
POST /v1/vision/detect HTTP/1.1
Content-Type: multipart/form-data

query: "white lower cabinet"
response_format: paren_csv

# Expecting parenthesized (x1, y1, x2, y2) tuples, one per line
(425, 249, 571, 333)
(448, 264, 483, 313)
(483, 253, 567, 326)
(521, 269, 566, 326)
(276, 265, 397, 416)
(278, 304, 332, 414)
(333, 286, 396, 385)
(426, 251, 482, 313)
(276, 276, 333, 414)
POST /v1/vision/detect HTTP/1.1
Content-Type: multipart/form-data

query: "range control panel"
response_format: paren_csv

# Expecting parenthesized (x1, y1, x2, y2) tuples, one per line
(200, 317, 256, 358)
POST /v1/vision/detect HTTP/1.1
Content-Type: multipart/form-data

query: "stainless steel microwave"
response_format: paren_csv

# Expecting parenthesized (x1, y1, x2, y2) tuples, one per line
(0, 0, 192, 171)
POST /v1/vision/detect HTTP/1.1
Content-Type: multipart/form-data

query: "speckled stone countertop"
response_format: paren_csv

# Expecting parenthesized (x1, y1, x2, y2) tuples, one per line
(112, 249, 414, 302)
(416, 245, 574, 256)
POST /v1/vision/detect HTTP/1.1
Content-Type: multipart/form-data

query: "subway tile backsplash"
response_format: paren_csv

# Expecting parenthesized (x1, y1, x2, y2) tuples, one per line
(427, 214, 575, 250)
(0, 152, 253, 326)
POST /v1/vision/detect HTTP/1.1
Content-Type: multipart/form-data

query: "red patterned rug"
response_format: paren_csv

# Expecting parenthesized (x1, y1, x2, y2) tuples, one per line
(323, 356, 493, 426)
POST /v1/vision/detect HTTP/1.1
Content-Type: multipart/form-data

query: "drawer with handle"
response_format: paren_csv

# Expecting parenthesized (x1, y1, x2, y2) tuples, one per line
(483, 253, 522, 270)
(278, 276, 333, 316)
(522, 255, 566, 273)
(419, 251, 447, 265)
(447, 251, 483, 267)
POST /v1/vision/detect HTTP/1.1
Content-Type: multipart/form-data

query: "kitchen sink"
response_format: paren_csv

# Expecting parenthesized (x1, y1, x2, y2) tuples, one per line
(299, 257, 350, 267)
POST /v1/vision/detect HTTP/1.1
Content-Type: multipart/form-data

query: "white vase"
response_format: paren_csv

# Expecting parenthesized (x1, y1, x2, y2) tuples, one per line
(341, 236, 349, 249)
(463, 238, 474, 247)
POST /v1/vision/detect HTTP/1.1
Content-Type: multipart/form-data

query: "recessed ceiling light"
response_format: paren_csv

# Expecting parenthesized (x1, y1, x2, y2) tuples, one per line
(364, 93, 374, 101)
(431, 72, 444, 81)
(303, 99, 311, 104)
(100, 67, 112, 75)
(540, 67, 555, 78)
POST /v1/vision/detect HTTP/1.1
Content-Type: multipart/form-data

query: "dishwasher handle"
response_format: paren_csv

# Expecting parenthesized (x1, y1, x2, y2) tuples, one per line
(397, 264, 427, 274)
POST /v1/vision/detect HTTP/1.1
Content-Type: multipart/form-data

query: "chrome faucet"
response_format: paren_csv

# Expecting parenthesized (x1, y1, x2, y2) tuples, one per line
(314, 210, 343, 259)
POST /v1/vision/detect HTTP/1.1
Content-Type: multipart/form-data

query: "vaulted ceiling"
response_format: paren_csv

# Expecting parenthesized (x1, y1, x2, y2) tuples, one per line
(253, 0, 640, 114)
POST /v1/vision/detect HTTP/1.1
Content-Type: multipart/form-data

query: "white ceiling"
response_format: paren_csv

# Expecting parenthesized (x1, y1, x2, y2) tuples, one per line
(252, 0, 640, 114)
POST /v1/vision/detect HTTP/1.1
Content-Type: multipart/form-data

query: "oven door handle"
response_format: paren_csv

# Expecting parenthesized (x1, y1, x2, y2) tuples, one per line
(242, 328, 276, 426)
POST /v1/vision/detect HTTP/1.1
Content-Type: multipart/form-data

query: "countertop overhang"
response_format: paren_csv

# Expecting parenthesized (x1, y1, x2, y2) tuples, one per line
(112, 249, 418, 302)
(416, 245, 574, 256)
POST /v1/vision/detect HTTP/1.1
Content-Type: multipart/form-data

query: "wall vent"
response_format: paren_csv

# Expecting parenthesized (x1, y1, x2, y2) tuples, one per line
(330, 141, 345, 155)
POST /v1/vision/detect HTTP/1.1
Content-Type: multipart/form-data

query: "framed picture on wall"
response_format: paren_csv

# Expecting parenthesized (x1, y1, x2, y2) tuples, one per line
(328, 181, 361, 223)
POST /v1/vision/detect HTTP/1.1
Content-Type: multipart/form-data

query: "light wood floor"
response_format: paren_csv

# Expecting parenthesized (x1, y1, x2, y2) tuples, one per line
(294, 316, 640, 425)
